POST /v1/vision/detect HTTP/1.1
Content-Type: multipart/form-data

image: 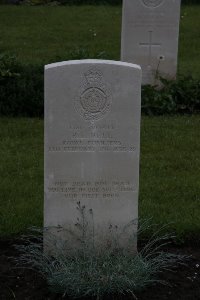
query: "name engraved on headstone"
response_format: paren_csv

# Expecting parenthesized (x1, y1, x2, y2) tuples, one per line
(47, 118, 136, 153)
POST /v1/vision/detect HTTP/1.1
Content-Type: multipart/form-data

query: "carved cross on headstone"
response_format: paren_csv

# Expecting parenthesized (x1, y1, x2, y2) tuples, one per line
(139, 31, 161, 66)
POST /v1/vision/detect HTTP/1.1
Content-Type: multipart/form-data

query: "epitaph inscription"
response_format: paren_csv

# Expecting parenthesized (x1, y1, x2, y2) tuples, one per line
(48, 180, 136, 200)
(44, 60, 141, 253)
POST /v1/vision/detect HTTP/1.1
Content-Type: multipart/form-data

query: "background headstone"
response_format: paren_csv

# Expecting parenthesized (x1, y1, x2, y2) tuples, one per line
(121, 0, 181, 85)
(44, 60, 141, 253)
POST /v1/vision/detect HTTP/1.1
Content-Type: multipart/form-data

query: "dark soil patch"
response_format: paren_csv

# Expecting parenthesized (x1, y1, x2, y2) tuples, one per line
(0, 239, 200, 300)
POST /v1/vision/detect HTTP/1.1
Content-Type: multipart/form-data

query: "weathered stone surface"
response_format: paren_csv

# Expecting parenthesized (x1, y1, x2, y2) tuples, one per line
(121, 0, 181, 85)
(44, 60, 141, 252)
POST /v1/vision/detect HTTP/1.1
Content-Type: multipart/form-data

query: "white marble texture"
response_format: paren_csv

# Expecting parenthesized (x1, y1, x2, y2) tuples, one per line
(121, 0, 181, 85)
(44, 60, 141, 253)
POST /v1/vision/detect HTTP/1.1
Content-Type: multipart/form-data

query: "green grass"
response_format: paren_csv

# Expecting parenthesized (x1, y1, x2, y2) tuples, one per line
(140, 116, 200, 242)
(0, 5, 121, 65)
(0, 5, 200, 77)
(178, 5, 200, 77)
(0, 118, 43, 236)
(0, 116, 200, 241)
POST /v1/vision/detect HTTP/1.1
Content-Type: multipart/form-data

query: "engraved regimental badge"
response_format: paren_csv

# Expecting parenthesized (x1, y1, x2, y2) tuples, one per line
(75, 68, 112, 121)
(142, 0, 164, 7)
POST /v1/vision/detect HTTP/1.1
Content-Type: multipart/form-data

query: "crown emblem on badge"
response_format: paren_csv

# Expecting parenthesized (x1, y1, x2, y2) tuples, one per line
(85, 69, 103, 85)
(142, 0, 164, 8)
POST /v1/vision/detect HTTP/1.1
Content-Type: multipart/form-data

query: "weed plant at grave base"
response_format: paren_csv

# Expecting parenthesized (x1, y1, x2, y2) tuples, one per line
(15, 219, 189, 300)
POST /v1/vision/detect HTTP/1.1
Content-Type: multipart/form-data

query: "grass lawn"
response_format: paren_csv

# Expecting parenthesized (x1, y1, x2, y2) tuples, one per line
(0, 4, 200, 78)
(0, 116, 199, 241)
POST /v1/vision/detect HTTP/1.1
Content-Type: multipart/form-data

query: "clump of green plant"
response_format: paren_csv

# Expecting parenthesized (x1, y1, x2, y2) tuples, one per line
(142, 76, 200, 115)
(0, 50, 199, 117)
(15, 204, 188, 300)
(0, 53, 20, 82)
(0, 49, 108, 117)
(0, 52, 43, 117)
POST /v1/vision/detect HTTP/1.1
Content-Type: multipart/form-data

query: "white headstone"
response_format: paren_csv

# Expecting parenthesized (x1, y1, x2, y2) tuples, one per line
(44, 60, 141, 253)
(121, 0, 181, 85)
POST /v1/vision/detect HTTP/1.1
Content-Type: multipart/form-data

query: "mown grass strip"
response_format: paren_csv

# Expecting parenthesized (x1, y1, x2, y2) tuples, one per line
(0, 5, 200, 77)
(0, 116, 199, 241)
